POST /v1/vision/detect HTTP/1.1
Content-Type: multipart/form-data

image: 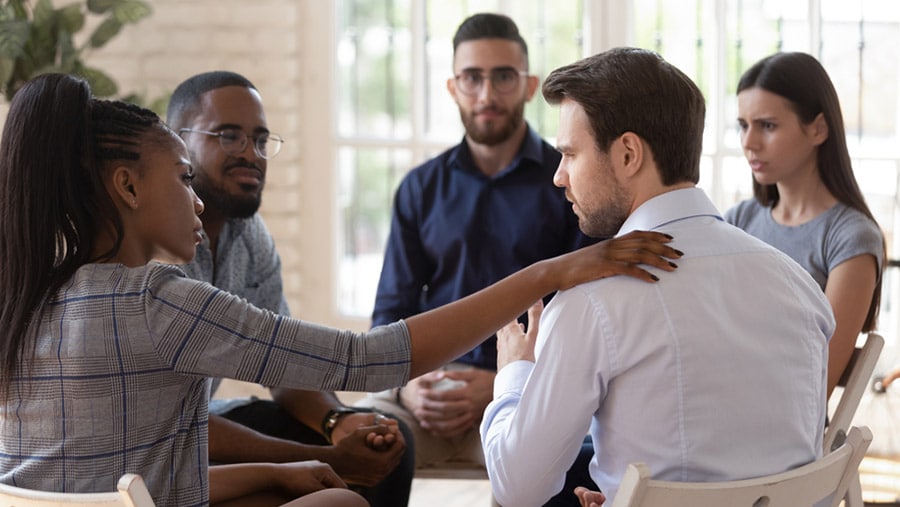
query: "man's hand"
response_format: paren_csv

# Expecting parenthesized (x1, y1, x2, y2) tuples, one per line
(496, 300, 543, 369)
(331, 411, 401, 450)
(401, 367, 496, 438)
(574, 486, 606, 507)
(327, 412, 407, 486)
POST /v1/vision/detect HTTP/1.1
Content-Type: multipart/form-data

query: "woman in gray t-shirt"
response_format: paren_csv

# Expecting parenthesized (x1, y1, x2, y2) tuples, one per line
(726, 51, 884, 397)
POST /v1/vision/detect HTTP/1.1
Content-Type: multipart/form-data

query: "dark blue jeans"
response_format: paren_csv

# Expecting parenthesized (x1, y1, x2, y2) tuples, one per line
(220, 399, 415, 507)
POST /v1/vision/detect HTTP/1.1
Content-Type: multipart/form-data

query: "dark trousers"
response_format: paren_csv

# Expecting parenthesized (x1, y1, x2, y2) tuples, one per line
(220, 399, 415, 507)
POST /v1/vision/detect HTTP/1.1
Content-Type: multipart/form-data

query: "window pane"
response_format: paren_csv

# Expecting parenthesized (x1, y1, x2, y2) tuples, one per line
(337, 0, 413, 139)
(337, 147, 411, 316)
(821, 0, 900, 157)
(505, 0, 584, 137)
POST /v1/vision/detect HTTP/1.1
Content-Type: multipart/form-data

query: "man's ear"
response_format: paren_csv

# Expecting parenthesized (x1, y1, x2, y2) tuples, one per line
(109, 166, 140, 210)
(524, 74, 540, 101)
(617, 132, 644, 178)
(447, 76, 459, 103)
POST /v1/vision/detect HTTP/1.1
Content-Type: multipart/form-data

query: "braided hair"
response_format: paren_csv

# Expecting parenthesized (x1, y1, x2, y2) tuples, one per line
(0, 73, 164, 395)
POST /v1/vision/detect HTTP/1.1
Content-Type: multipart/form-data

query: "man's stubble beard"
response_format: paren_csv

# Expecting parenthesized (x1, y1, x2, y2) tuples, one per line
(460, 100, 526, 146)
(579, 171, 631, 239)
(192, 167, 263, 219)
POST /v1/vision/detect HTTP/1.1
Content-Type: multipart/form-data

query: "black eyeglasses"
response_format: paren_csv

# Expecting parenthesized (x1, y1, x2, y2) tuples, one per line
(179, 128, 284, 160)
(454, 68, 529, 96)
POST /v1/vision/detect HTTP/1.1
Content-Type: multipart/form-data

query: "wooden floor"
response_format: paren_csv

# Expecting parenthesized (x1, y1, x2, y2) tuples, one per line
(861, 456, 900, 505)
(409, 478, 494, 506)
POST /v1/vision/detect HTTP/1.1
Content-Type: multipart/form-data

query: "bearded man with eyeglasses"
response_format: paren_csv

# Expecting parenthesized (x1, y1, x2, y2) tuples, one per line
(358, 13, 599, 507)
(166, 70, 415, 507)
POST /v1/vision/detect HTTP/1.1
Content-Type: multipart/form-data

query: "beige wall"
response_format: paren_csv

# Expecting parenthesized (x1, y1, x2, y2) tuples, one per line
(81, 1, 355, 329)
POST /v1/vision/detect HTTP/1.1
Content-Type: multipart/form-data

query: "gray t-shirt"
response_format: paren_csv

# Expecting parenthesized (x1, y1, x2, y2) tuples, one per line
(724, 199, 883, 290)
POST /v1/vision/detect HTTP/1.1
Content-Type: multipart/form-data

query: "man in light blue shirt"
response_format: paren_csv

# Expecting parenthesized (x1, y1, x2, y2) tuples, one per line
(480, 47, 834, 506)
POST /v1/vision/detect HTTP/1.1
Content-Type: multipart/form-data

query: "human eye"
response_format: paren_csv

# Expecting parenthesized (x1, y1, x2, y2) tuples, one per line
(737, 119, 748, 132)
(494, 69, 518, 83)
(461, 72, 483, 86)
(182, 170, 195, 185)
(762, 121, 776, 131)
(218, 129, 242, 145)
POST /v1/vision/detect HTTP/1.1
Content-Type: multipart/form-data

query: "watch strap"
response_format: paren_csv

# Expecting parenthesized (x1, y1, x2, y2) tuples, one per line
(321, 407, 357, 443)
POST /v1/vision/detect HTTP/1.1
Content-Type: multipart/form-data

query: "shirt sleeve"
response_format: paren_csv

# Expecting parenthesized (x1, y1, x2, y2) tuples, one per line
(480, 287, 604, 506)
(371, 176, 432, 327)
(825, 207, 884, 278)
(143, 265, 411, 392)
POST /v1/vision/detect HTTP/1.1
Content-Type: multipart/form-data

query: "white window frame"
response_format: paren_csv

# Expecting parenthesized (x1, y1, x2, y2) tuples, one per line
(299, 1, 900, 350)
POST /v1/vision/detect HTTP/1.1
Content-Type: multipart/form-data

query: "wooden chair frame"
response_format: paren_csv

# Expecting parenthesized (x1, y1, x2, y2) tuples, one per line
(0, 474, 155, 507)
(610, 426, 872, 507)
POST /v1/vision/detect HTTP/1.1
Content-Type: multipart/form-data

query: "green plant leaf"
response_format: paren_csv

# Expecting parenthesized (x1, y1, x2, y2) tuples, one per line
(0, 57, 15, 99)
(86, 0, 116, 15)
(0, 1, 28, 22)
(32, 0, 55, 28)
(0, 3, 20, 22)
(80, 66, 117, 97)
(58, 4, 85, 34)
(57, 30, 79, 72)
(113, 0, 151, 24)
(88, 17, 121, 48)
(28, 0, 59, 66)
(0, 19, 29, 59)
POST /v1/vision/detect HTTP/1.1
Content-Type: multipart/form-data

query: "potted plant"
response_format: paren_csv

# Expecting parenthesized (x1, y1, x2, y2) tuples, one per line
(0, 0, 152, 102)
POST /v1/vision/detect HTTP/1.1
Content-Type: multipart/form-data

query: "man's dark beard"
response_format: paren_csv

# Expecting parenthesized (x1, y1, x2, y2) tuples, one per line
(461, 101, 525, 146)
(192, 172, 261, 219)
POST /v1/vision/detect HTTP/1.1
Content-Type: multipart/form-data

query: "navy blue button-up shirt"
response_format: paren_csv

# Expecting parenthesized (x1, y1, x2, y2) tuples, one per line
(371, 126, 595, 370)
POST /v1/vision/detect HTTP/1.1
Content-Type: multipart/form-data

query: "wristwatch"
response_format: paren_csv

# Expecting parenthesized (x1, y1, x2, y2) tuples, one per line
(321, 407, 358, 443)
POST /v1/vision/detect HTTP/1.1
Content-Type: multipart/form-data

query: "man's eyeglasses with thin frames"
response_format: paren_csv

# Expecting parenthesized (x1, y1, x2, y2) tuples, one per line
(453, 68, 529, 96)
(179, 128, 285, 160)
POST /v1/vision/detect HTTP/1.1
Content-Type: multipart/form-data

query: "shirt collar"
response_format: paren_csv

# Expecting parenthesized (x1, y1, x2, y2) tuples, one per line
(448, 123, 544, 177)
(617, 187, 723, 236)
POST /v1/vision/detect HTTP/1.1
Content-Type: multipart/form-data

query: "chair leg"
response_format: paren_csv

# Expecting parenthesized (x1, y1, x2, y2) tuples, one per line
(843, 472, 863, 507)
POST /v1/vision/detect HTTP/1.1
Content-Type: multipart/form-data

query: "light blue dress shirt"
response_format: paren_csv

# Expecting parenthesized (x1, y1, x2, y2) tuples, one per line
(481, 187, 834, 505)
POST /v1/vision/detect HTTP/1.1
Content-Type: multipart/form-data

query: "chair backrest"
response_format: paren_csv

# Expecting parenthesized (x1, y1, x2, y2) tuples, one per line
(0, 474, 155, 507)
(824, 332, 884, 453)
(610, 425, 872, 507)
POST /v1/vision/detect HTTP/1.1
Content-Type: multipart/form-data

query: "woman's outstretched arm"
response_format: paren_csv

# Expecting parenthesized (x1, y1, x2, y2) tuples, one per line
(405, 230, 681, 378)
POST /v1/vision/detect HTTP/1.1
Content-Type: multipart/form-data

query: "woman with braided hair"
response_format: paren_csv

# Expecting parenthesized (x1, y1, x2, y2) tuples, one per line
(0, 74, 680, 507)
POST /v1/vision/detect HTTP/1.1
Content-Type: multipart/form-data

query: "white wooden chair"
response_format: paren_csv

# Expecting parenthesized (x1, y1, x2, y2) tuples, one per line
(825, 332, 884, 454)
(0, 474, 155, 507)
(610, 425, 872, 507)
(823, 332, 884, 507)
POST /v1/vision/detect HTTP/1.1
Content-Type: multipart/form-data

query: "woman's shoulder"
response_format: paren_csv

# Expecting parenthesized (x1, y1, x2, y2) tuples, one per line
(72, 262, 190, 288)
(724, 197, 766, 227)
(827, 203, 881, 231)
